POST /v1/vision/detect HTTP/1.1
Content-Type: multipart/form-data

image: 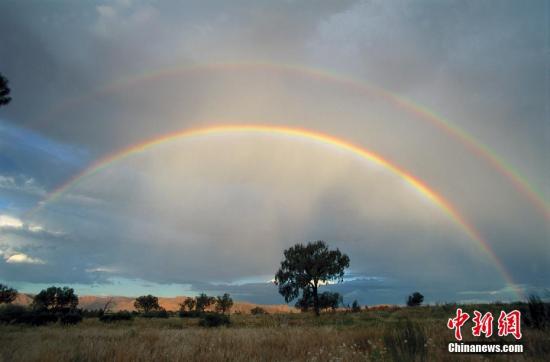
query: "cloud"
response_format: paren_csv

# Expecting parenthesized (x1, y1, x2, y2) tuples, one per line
(0, 1, 547, 303)
(5, 253, 45, 265)
(0, 214, 23, 229)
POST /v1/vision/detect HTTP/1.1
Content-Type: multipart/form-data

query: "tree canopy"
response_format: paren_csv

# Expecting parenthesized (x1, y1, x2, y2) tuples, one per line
(215, 293, 234, 314)
(406, 292, 424, 307)
(134, 295, 161, 313)
(275, 240, 349, 316)
(32, 286, 78, 313)
(0, 284, 17, 304)
(0, 73, 11, 107)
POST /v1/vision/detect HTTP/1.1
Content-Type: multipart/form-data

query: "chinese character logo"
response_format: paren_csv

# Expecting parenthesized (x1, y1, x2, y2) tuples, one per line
(448, 309, 521, 340)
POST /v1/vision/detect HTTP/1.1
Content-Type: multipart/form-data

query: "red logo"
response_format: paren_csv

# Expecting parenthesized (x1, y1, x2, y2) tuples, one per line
(448, 309, 521, 340)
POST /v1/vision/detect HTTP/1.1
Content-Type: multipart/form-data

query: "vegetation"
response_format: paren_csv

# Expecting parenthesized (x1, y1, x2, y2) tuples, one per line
(407, 291, 424, 307)
(0, 284, 17, 304)
(199, 312, 231, 327)
(134, 295, 161, 313)
(1, 303, 549, 361)
(250, 306, 268, 315)
(215, 293, 234, 315)
(99, 311, 133, 323)
(295, 289, 342, 312)
(0, 73, 11, 107)
(275, 240, 349, 316)
(195, 293, 215, 312)
(351, 300, 361, 313)
(32, 286, 78, 313)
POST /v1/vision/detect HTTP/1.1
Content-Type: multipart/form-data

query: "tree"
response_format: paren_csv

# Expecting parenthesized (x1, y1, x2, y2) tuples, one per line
(32, 286, 78, 313)
(295, 289, 342, 312)
(0, 73, 11, 107)
(0, 284, 17, 304)
(195, 293, 215, 312)
(180, 297, 196, 312)
(351, 300, 361, 313)
(320, 292, 343, 311)
(215, 293, 234, 315)
(275, 240, 350, 316)
(134, 295, 160, 313)
(406, 292, 424, 307)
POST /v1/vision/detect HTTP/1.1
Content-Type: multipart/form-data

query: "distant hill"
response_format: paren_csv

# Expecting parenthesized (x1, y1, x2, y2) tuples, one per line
(13, 294, 297, 314)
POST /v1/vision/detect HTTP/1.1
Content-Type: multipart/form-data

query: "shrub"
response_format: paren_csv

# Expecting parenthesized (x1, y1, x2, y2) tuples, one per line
(99, 311, 134, 323)
(384, 320, 427, 360)
(250, 306, 268, 315)
(526, 294, 549, 330)
(0, 304, 27, 324)
(0, 284, 17, 304)
(60, 312, 83, 325)
(351, 300, 361, 313)
(199, 313, 230, 327)
(134, 295, 160, 313)
(19, 311, 59, 326)
(406, 292, 424, 307)
(179, 310, 202, 318)
(141, 309, 169, 319)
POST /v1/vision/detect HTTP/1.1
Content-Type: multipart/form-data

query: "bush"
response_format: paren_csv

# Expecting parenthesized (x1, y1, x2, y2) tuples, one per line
(0, 304, 27, 324)
(406, 292, 424, 307)
(526, 294, 549, 330)
(141, 309, 169, 319)
(351, 300, 361, 313)
(60, 312, 83, 325)
(99, 311, 134, 323)
(18, 311, 59, 326)
(179, 310, 202, 318)
(199, 313, 230, 327)
(250, 306, 268, 315)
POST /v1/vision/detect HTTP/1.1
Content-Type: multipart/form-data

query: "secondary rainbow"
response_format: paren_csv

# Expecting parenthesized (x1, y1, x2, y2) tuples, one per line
(26, 124, 523, 299)
(40, 62, 549, 220)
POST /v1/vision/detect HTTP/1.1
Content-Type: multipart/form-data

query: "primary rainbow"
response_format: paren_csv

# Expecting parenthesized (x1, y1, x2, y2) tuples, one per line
(40, 62, 549, 220)
(26, 124, 523, 299)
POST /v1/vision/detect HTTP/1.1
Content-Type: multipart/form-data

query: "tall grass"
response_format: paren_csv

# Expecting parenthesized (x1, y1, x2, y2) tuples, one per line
(1, 305, 548, 361)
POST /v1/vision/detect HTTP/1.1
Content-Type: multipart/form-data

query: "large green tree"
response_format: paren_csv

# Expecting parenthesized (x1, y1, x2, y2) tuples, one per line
(0, 283, 17, 304)
(275, 241, 349, 316)
(0, 73, 11, 107)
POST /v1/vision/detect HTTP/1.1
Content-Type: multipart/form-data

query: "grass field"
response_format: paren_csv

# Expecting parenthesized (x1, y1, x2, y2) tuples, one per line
(1, 305, 549, 361)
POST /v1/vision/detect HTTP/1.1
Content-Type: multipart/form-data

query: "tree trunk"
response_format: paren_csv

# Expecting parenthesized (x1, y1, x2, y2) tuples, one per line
(312, 284, 320, 316)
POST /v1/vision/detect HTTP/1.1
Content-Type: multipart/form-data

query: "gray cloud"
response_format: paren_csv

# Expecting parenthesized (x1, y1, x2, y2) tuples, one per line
(0, 1, 547, 303)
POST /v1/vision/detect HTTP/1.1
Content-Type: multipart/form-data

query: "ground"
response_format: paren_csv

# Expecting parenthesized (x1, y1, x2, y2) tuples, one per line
(1, 305, 549, 361)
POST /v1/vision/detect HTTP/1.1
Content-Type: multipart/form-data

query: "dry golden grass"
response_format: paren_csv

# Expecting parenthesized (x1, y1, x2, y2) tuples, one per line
(1, 308, 548, 361)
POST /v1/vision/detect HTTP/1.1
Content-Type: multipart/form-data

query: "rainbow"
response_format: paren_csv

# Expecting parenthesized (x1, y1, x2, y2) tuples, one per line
(26, 124, 523, 299)
(40, 62, 549, 220)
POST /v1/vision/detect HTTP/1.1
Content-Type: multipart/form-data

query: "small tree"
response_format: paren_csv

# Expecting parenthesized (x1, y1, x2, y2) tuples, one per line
(250, 306, 267, 315)
(215, 293, 234, 315)
(180, 297, 196, 312)
(406, 292, 424, 307)
(0, 284, 17, 304)
(134, 295, 160, 313)
(32, 286, 78, 313)
(275, 240, 349, 316)
(295, 290, 342, 312)
(195, 293, 215, 312)
(0, 73, 11, 107)
(351, 300, 361, 313)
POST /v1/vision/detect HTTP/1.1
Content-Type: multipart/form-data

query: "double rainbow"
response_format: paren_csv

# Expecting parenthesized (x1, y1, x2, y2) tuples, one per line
(25, 124, 523, 299)
(40, 62, 549, 221)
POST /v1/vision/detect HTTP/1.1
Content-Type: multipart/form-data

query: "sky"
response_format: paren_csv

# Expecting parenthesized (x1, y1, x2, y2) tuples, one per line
(0, 0, 548, 306)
